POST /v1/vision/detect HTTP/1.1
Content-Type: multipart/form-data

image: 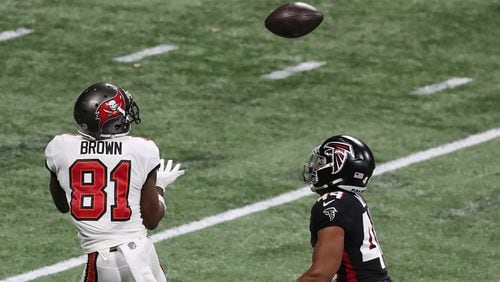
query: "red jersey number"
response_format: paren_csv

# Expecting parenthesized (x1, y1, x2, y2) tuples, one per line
(69, 160, 132, 221)
(110, 161, 132, 220)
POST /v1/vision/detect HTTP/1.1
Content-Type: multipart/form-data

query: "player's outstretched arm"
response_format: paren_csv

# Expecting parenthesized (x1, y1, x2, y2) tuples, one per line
(297, 226, 344, 282)
(49, 172, 69, 213)
(140, 170, 165, 230)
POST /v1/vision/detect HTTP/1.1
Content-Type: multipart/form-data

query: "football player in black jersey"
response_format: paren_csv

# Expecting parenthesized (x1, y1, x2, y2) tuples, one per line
(297, 135, 391, 282)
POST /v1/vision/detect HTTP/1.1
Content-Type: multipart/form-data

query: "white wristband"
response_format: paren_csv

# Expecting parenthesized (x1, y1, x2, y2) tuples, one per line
(158, 194, 166, 212)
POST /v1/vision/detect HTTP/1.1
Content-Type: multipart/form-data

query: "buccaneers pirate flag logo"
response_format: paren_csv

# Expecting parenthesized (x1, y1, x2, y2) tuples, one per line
(323, 141, 354, 174)
(96, 91, 126, 128)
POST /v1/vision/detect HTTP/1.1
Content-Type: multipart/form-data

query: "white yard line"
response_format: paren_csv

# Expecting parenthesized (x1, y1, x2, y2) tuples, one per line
(3, 127, 500, 282)
(150, 187, 311, 242)
(374, 127, 500, 175)
(0, 28, 33, 42)
(262, 61, 326, 80)
(412, 77, 473, 95)
(113, 44, 178, 63)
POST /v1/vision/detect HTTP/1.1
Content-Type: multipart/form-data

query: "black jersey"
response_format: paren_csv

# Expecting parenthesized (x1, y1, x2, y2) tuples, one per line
(309, 190, 390, 282)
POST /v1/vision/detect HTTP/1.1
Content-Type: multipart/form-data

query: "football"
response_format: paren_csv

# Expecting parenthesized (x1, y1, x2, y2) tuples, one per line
(265, 2, 323, 38)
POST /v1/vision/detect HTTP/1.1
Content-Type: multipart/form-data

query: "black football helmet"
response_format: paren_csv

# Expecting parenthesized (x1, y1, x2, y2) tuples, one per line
(302, 135, 375, 193)
(74, 82, 141, 140)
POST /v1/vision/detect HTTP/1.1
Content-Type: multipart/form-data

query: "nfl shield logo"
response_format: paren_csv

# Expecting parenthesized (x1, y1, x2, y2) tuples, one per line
(127, 242, 137, 250)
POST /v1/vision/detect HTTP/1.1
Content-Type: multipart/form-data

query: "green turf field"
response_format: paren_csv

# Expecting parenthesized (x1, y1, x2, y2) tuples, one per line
(1, 0, 499, 281)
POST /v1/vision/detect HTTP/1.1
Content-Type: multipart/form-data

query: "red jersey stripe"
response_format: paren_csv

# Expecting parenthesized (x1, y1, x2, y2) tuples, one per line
(342, 251, 358, 282)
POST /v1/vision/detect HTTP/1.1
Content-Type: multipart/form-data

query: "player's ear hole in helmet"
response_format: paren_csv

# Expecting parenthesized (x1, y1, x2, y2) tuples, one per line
(302, 135, 375, 194)
(73, 82, 141, 140)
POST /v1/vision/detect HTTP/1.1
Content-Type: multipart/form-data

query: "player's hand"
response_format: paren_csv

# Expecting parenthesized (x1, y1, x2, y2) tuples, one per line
(156, 159, 185, 191)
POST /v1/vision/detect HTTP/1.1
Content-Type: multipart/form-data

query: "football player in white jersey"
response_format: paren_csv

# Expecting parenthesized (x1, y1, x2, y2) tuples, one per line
(45, 82, 185, 282)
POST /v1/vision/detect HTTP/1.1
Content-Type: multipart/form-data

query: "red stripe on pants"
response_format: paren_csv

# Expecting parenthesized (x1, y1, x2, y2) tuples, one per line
(85, 252, 98, 282)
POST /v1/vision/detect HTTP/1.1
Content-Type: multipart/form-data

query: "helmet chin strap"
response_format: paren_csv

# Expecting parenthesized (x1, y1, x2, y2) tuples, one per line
(310, 178, 343, 192)
(318, 162, 335, 170)
(77, 128, 131, 140)
(100, 132, 129, 139)
(337, 184, 367, 193)
(310, 179, 367, 193)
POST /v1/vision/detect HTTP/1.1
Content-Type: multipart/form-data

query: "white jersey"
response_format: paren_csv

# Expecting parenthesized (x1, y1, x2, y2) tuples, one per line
(45, 133, 160, 254)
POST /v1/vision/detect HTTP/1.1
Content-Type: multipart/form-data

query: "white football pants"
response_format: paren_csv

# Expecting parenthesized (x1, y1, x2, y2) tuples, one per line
(81, 237, 167, 282)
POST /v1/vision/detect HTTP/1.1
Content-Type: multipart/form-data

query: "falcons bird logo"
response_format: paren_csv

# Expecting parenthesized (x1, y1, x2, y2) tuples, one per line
(322, 141, 354, 174)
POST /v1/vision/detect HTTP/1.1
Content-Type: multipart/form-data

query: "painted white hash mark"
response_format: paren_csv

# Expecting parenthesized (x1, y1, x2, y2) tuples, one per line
(113, 44, 178, 63)
(0, 28, 33, 42)
(412, 77, 473, 95)
(262, 61, 326, 80)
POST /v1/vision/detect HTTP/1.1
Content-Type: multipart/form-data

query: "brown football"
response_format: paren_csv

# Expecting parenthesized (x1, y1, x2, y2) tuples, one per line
(265, 2, 323, 38)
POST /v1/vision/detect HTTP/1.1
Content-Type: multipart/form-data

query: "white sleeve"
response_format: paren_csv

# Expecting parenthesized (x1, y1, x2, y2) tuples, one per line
(44, 136, 59, 172)
(145, 140, 161, 175)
